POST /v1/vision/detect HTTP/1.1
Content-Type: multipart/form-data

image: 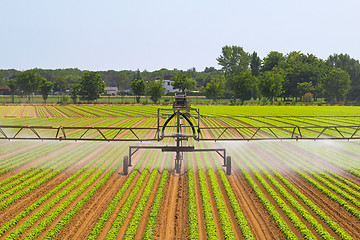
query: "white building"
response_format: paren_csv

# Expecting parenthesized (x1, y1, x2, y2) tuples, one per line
(156, 79, 179, 93)
(104, 87, 119, 95)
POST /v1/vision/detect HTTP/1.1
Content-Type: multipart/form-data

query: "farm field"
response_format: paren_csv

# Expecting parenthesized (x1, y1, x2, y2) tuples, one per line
(1, 105, 360, 239)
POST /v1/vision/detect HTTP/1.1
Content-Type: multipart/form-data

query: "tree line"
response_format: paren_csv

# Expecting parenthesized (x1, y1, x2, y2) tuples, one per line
(3, 70, 105, 103)
(210, 46, 359, 104)
(1, 46, 359, 104)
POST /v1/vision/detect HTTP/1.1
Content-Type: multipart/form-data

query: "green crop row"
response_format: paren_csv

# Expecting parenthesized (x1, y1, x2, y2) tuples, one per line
(35, 106, 49, 117)
(0, 143, 92, 208)
(297, 171, 360, 220)
(328, 172, 360, 192)
(86, 170, 138, 239)
(43, 169, 118, 239)
(0, 169, 35, 193)
(208, 169, 236, 239)
(0, 168, 32, 189)
(198, 169, 218, 239)
(187, 169, 199, 240)
(0, 143, 61, 173)
(269, 142, 360, 221)
(3, 145, 118, 239)
(308, 172, 360, 209)
(23, 171, 104, 240)
(143, 169, 169, 240)
(123, 169, 158, 239)
(258, 142, 354, 239)
(316, 172, 360, 201)
(2, 166, 89, 238)
(0, 169, 53, 202)
(22, 144, 120, 240)
(88, 146, 153, 239)
(238, 165, 297, 239)
(216, 167, 254, 239)
(46, 106, 66, 117)
(250, 168, 316, 239)
(0, 146, 86, 212)
(262, 170, 335, 239)
(105, 169, 149, 240)
(0, 143, 82, 197)
(244, 152, 333, 240)
(272, 170, 353, 240)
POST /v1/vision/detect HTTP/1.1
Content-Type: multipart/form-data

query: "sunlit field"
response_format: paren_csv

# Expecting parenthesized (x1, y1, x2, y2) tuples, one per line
(1, 105, 360, 239)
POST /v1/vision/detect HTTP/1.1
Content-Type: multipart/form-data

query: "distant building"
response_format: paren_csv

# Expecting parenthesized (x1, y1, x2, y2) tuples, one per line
(155, 78, 179, 93)
(104, 87, 119, 95)
(0, 85, 10, 95)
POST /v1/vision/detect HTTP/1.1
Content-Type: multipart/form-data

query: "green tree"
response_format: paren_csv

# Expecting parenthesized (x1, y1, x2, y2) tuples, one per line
(250, 51, 261, 76)
(79, 71, 105, 102)
(53, 77, 68, 94)
(131, 79, 146, 103)
(297, 81, 315, 99)
(227, 70, 255, 104)
(70, 84, 81, 104)
(323, 68, 351, 103)
(147, 80, 165, 104)
(203, 75, 225, 103)
(258, 69, 284, 103)
(217, 45, 250, 76)
(7, 79, 17, 103)
(16, 70, 43, 102)
(327, 53, 360, 101)
(0, 72, 4, 86)
(281, 52, 327, 101)
(262, 51, 285, 72)
(39, 79, 53, 103)
(171, 73, 196, 93)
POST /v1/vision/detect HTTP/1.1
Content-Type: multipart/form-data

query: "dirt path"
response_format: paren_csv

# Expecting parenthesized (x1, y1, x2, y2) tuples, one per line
(152, 153, 189, 239)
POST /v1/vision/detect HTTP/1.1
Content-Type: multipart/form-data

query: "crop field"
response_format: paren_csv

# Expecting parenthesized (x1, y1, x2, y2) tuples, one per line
(1, 105, 360, 239)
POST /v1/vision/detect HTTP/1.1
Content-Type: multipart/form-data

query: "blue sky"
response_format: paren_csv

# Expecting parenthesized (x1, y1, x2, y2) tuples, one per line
(1, 0, 359, 71)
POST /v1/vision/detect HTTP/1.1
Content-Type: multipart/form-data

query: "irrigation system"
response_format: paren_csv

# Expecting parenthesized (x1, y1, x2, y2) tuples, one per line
(1, 94, 360, 174)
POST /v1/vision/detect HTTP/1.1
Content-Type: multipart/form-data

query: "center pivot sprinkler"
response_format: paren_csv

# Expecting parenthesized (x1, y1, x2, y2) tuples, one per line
(125, 93, 231, 175)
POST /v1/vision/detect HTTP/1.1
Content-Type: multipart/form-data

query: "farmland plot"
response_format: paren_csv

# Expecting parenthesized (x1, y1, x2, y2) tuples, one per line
(1, 105, 360, 239)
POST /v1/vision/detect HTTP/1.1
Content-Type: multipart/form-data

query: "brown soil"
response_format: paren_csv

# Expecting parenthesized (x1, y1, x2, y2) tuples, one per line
(1, 140, 360, 239)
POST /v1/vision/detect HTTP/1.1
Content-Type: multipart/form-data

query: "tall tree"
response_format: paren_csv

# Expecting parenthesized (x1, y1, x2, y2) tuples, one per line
(171, 73, 196, 93)
(250, 51, 261, 76)
(147, 80, 165, 104)
(261, 51, 285, 72)
(258, 69, 284, 103)
(131, 79, 146, 103)
(7, 79, 17, 103)
(203, 75, 225, 103)
(53, 77, 68, 94)
(16, 70, 43, 102)
(70, 84, 80, 104)
(217, 45, 250, 76)
(323, 68, 351, 103)
(297, 81, 314, 98)
(283, 52, 326, 100)
(39, 79, 53, 103)
(227, 70, 255, 104)
(327, 53, 360, 101)
(79, 71, 105, 102)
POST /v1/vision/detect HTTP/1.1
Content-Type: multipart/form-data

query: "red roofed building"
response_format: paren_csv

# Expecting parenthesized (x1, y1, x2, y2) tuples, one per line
(0, 85, 10, 95)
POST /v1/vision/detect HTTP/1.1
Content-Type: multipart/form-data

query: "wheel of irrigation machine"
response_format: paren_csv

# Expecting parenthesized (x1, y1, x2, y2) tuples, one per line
(123, 156, 129, 175)
(226, 156, 231, 175)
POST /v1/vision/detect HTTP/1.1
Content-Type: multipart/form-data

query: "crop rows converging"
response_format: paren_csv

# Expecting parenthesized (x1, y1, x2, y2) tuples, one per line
(1, 105, 360, 238)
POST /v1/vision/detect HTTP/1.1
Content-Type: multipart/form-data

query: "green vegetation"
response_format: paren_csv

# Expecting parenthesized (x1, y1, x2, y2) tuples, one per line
(1, 105, 360, 239)
(1, 48, 359, 105)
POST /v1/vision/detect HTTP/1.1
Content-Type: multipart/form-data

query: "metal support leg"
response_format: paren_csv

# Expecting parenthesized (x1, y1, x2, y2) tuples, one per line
(123, 156, 128, 175)
(226, 156, 231, 175)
